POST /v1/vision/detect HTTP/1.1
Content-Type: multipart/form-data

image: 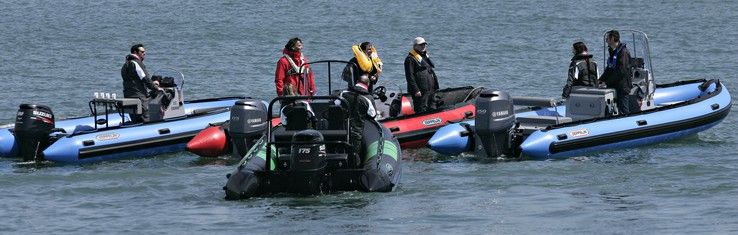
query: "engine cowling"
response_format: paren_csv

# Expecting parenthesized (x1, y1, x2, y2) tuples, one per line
(15, 104, 55, 162)
(229, 99, 268, 158)
(474, 90, 515, 158)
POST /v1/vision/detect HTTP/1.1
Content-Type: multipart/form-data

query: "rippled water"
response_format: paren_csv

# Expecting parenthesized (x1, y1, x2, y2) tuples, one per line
(1, 1, 737, 234)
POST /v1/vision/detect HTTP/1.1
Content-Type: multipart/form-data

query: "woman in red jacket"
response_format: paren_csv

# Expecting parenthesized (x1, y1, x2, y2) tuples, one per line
(275, 37, 316, 96)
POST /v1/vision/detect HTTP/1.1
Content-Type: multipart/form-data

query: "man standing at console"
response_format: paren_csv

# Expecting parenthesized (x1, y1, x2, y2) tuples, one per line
(121, 43, 160, 122)
(599, 30, 633, 114)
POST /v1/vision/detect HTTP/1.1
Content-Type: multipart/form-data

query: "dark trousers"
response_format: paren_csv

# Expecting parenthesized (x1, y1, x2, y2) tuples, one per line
(128, 96, 150, 123)
(615, 89, 631, 115)
(412, 90, 435, 113)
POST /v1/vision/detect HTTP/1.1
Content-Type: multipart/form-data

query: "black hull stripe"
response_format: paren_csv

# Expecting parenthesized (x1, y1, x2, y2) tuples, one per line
(549, 103, 731, 154)
(395, 127, 441, 143)
(78, 130, 200, 159)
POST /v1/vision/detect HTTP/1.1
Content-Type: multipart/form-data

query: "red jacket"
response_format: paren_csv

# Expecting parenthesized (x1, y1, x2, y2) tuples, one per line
(275, 49, 316, 96)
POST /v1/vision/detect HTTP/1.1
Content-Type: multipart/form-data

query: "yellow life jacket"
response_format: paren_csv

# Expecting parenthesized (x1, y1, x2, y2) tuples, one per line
(352, 45, 383, 74)
(409, 49, 423, 63)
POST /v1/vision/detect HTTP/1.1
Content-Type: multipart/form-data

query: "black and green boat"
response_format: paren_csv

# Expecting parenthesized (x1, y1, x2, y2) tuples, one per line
(223, 95, 402, 199)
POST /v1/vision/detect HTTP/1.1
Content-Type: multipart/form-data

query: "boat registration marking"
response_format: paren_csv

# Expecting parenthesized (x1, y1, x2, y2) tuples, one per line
(569, 129, 589, 138)
(422, 117, 443, 126)
(96, 133, 120, 141)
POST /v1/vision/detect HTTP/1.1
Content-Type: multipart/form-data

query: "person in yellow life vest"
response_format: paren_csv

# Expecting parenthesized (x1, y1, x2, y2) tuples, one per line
(342, 42, 383, 92)
(404, 37, 439, 113)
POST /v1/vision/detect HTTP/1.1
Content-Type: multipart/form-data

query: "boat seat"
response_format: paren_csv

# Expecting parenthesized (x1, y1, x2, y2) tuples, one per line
(115, 98, 143, 115)
(565, 87, 617, 120)
(512, 96, 558, 107)
(516, 116, 572, 137)
(273, 129, 348, 142)
(517, 116, 572, 128)
(325, 104, 347, 130)
(282, 103, 314, 130)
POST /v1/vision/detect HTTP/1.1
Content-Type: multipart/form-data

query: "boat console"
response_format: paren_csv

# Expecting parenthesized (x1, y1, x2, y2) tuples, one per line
(88, 74, 186, 127)
(565, 86, 618, 121)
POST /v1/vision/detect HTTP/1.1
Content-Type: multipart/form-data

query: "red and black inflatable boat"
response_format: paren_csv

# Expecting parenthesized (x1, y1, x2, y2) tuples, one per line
(186, 86, 483, 158)
(376, 86, 483, 148)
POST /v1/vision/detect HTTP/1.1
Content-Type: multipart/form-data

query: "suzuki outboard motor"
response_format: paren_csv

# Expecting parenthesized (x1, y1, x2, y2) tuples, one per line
(474, 90, 515, 158)
(15, 104, 55, 162)
(288, 129, 326, 194)
(229, 99, 268, 158)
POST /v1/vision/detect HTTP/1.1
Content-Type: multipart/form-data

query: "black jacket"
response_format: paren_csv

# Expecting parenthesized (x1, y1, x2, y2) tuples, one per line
(599, 43, 632, 93)
(404, 52, 439, 94)
(562, 54, 599, 98)
(342, 58, 379, 91)
(121, 54, 156, 99)
(340, 84, 376, 166)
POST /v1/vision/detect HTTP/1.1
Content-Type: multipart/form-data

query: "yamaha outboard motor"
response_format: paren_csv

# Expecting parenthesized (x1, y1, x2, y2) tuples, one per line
(15, 104, 55, 162)
(229, 99, 268, 158)
(288, 129, 326, 194)
(474, 90, 515, 158)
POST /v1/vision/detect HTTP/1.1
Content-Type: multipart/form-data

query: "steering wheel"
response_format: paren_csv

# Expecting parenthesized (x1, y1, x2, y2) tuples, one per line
(373, 86, 387, 102)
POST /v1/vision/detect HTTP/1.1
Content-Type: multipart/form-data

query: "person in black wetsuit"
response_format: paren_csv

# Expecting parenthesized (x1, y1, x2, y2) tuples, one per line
(599, 30, 633, 114)
(562, 41, 599, 98)
(340, 75, 377, 166)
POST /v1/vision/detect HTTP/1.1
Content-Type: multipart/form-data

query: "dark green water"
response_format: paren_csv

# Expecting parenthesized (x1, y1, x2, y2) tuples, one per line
(1, 1, 737, 233)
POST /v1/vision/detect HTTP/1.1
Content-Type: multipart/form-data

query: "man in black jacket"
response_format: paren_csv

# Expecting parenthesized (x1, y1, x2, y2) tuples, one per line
(121, 43, 160, 122)
(340, 75, 377, 166)
(599, 30, 633, 114)
(404, 37, 439, 113)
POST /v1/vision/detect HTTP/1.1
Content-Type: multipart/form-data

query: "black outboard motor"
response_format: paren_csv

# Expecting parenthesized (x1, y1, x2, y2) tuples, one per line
(474, 90, 515, 158)
(229, 99, 268, 158)
(289, 129, 326, 194)
(15, 104, 55, 162)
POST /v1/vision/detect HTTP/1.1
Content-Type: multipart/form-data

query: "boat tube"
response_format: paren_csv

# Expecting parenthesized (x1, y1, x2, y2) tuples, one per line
(223, 95, 401, 199)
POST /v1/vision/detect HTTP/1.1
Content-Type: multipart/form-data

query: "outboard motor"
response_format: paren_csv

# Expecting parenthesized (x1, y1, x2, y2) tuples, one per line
(229, 99, 268, 158)
(474, 90, 515, 158)
(288, 129, 326, 194)
(14, 104, 55, 162)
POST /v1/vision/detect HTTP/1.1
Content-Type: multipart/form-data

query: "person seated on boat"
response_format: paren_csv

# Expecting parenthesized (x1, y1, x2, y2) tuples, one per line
(121, 43, 162, 123)
(279, 84, 315, 130)
(342, 42, 383, 92)
(599, 30, 634, 114)
(339, 74, 378, 166)
(562, 41, 599, 99)
(275, 37, 316, 97)
(404, 37, 440, 113)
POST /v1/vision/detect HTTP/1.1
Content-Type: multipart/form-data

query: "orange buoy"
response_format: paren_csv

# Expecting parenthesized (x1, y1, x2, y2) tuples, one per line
(186, 125, 228, 158)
